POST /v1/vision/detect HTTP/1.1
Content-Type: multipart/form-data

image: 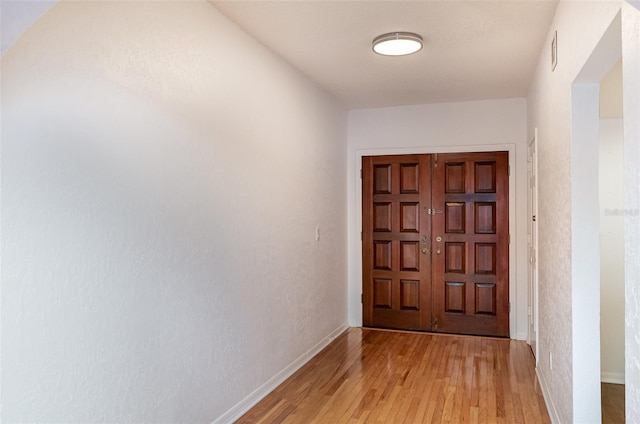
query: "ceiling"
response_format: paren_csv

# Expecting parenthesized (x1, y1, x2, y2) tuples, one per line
(0, 1, 57, 56)
(1, 1, 559, 110)
(211, 0, 559, 109)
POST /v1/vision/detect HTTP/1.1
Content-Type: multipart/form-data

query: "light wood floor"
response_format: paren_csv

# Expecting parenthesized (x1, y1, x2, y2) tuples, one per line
(236, 328, 550, 423)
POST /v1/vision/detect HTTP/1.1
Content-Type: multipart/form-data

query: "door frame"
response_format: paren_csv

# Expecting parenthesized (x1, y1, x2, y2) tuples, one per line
(352, 144, 518, 338)
(527, 129, 539, 361)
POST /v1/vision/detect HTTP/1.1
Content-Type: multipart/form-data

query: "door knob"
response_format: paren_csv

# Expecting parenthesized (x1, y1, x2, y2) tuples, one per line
(436, 248, 442, 255)
(422, 248, 428, 254)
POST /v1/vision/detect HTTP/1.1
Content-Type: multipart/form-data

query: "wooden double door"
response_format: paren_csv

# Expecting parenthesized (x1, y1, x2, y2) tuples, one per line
(362, 152, 509, 337)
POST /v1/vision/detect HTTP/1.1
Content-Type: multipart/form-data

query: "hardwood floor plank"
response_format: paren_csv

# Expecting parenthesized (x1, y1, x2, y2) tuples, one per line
(235, 328, 551, 423)
(601, 383, 625, 423)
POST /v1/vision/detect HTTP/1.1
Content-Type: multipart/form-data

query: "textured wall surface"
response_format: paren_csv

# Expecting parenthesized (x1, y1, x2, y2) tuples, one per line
(347, 99, 528, 338)
(1, 1, 347, 422)
(526, 1, 623, 422)
(623, 2, 640, 421)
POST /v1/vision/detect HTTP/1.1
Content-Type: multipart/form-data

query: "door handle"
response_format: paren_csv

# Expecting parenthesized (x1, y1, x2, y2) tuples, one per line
(422, 248, 429, 254)
(436, 248, 442, 255)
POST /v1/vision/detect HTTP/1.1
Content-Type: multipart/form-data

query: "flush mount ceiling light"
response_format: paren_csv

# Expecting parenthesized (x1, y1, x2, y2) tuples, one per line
(372, 32, 423, 56)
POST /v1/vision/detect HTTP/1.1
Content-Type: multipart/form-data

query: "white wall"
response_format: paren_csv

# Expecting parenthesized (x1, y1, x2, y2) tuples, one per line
(570, 82, 603, 423)
(0, 1, 348, 422)
(526, 1, 640, 422)
(622, 2, 640, 421)
(600, 56, 625, 386)
(600, 60, 624, 119)
(347, 98, 528, 339)
(599, 118, 625, 384)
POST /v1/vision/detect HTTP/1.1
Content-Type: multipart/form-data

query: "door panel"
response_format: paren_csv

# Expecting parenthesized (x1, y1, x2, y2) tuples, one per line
(362, 151, 509, 337)
(362, 155, 431, 330)
(431, 152, 509, 337)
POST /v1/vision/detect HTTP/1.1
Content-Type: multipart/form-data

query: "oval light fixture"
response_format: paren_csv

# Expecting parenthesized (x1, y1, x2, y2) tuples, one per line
(372, 32, 423, 56)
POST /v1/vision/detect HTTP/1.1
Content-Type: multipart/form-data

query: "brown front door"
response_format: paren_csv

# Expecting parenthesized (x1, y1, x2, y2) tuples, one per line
(362, 155, 432, 330)
(362, 152, 509, 337)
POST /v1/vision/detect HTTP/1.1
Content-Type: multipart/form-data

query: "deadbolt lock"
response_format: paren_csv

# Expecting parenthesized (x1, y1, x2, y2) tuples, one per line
(435, 236, 442, 242)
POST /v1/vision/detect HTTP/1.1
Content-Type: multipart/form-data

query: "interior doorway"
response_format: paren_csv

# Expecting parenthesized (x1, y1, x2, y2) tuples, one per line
(570, 12, 622, 422)
(599, 59, 625, 420)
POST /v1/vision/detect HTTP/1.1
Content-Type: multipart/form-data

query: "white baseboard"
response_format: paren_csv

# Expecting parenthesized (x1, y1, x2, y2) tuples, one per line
(514, 330, 528, 341)
(537, 367, 561, 424)
(601, 372, 625, 384)
(211, 323, 349, 424)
